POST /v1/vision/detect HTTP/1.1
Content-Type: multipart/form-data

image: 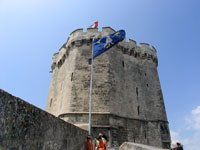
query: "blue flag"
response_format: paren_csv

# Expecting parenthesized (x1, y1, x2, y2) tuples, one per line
(93, 30, 125, 59)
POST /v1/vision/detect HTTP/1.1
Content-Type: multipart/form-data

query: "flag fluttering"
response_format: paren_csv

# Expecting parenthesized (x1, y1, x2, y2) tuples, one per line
(93, 30, 125, 59)
(88, 29, 125, 135)
(90, 21, 98, 28)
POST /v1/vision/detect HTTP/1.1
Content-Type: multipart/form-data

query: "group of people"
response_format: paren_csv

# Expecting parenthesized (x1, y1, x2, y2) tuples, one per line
(85, 133, 108, 150)
(85, 134, 183, 150)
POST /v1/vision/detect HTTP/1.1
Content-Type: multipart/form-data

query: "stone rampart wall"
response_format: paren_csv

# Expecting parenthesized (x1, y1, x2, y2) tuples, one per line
(0, 89, 87, 150)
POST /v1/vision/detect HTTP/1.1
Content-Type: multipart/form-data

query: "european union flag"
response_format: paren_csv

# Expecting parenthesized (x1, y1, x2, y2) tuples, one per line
(93, 30, 125, 59)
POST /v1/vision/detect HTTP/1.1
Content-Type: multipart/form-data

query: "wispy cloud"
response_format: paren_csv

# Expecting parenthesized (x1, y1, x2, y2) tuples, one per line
(171, 105, 200, 150)
(185, 106, 200, 130)
(182, 133, 200, 150)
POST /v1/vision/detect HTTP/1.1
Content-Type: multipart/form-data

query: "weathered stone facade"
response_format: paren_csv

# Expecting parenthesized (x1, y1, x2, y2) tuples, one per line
(46, 27, 171, 149)
(0, 89, 88, 150)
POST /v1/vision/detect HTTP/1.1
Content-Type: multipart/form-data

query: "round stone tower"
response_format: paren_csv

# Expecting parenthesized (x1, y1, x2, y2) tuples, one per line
(46, 27, 171, 149)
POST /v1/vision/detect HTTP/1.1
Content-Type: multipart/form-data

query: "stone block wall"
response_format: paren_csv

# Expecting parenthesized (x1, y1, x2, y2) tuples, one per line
(0, 89, 88, 150)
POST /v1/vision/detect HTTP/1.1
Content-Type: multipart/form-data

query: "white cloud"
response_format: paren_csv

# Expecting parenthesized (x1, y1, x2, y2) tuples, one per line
(192, 106, 200, 114)
(182, 133, 200, 150)
(185, 105, 200, 130)
(171, 106, 200, 150)
(170, 131, 200, 150)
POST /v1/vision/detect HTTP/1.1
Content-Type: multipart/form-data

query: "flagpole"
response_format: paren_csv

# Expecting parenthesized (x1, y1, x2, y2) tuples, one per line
(87, 30, 125, 135)
(88, 38, 94, 136)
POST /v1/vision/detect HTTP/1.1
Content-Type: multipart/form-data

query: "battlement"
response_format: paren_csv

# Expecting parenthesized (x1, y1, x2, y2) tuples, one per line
(51, 27, 158, 71)
(67, 27, 156, 51)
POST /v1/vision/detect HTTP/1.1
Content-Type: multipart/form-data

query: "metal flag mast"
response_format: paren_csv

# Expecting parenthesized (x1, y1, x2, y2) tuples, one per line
(88, 30, 125, 135)
(88, 38, 94, 135)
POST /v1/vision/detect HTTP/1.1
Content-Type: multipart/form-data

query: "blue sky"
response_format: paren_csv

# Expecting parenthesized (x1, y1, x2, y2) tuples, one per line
(0, 0, 200, 149)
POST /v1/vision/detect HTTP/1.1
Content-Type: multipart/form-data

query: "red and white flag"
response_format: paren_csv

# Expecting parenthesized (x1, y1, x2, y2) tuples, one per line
(90, 21, 98, 28)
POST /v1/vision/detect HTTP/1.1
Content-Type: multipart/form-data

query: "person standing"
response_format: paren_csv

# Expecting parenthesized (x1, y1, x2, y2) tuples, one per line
(95, 133, 108, 150)
(85, 135, 93, 150)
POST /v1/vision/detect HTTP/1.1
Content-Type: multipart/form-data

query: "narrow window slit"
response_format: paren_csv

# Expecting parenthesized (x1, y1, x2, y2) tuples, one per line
(71, 72, 73, 81)
(122, 61, 124, 68)
(137, 106, 140, 115)
(136, 87, 138, 96)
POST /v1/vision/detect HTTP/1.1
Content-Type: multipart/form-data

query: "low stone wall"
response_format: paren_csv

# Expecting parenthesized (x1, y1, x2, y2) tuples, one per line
(120, 142, 169, 150)
(0, 89, 88, 150)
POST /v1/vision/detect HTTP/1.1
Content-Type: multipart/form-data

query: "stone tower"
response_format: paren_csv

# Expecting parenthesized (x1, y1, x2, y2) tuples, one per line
(46, 27, 171, 149)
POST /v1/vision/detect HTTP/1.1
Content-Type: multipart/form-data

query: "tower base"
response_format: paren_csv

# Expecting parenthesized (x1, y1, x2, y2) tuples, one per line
(59, 112, 170, 149)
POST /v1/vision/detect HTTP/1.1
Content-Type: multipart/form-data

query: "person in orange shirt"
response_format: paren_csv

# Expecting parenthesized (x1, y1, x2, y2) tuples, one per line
(95, 133, 108, 150)
(85, 135, 93, 150)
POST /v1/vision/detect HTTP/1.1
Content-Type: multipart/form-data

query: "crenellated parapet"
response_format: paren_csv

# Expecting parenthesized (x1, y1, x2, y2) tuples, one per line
(51, 27, 158, 71)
